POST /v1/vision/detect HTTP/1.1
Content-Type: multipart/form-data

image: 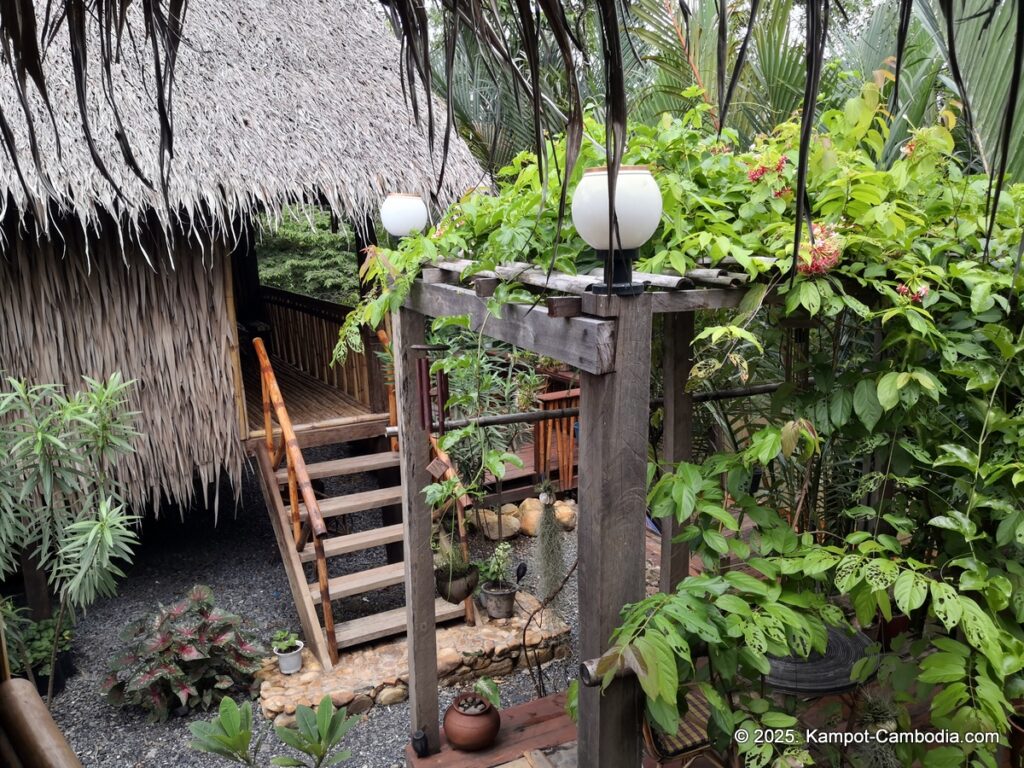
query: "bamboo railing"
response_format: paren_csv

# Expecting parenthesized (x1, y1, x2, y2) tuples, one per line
(262, 287, 382, 410)
(253, 338, 338, 664)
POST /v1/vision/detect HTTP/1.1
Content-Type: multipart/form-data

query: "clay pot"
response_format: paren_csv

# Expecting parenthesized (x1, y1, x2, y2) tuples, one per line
(443, 692, 501, 751)
(436, 565, 479, 604)
(480, 581, 516, 619)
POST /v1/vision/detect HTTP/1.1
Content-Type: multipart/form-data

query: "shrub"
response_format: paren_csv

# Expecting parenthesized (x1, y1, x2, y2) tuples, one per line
(102, 585, 263, 722)
(190, 694, 357, 767)
(11, 618, 73, 678)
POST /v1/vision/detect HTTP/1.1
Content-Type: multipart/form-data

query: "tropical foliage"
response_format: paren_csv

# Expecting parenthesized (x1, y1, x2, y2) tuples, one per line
(102, 585, 263, 722)
(0, 373, 140, 701)
(337, 77, 1024, 763)
(257, 210, 361, 307)
(189, 694, 357, 767)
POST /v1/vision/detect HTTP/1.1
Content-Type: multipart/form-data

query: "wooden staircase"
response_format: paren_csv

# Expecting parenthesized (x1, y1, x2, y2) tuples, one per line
(251, 338, 462, 668)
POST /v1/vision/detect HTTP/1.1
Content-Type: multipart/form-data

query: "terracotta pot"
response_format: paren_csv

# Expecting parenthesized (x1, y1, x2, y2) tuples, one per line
(443, 692, 501, 751)
(436, 565, 479, 604)
(480, 581, 516, 619)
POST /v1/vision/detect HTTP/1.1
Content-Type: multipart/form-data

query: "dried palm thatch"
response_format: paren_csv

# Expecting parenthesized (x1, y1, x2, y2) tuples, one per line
(0, 1, 483, 237)
(0, 215, 244, 511)
(0, 2, 483, 511)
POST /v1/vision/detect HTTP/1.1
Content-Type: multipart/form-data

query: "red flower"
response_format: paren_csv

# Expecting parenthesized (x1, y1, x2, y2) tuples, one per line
(774, 186, 792, 198)
(797, 223, 842, 276)
(775, 156, 788, 172)
(748, 165, 769, 183)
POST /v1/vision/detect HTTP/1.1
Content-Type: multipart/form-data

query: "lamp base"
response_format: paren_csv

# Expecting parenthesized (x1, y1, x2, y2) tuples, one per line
(590, 282, 645, 296)
(592, 248, 643, 296)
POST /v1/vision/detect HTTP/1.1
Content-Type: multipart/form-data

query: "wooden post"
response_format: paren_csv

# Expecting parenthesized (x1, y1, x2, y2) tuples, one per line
(578, 293, 652, 768)
(393, 306, 441, 756)
(660, 312, 695, 593)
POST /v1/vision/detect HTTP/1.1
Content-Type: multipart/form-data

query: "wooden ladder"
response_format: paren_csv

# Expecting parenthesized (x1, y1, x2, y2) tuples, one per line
(251, 338, 462, 668)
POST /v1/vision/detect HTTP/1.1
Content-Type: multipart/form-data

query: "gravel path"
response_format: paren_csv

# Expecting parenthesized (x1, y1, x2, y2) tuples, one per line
(48, 450, 580, 768)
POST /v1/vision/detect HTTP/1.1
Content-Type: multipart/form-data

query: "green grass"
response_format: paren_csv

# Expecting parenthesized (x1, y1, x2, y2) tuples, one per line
(256, 208, 361, 307)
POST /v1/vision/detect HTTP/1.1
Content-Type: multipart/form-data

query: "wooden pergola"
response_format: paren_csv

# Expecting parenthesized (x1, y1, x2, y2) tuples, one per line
(393, 261, 753, 768)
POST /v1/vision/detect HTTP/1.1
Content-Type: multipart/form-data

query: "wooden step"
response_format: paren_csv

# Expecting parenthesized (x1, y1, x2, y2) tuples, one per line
(308, 562, 405, 604)
(299, 524, 404, 563)
(333, 599, 464, 650)
(276, 451, 399, 483)
(297, 486, 403, 521)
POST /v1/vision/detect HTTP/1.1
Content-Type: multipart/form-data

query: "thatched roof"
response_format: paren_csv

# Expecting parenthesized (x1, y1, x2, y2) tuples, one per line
(0, 1, 483, 234)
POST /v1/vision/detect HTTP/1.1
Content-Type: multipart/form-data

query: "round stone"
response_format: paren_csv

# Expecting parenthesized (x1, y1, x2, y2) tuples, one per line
(376, 686, 408, 706)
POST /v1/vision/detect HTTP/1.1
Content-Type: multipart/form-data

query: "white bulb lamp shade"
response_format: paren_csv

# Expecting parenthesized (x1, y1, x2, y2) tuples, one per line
(570, 166, 663, 251)
(380, 193, 428, 237)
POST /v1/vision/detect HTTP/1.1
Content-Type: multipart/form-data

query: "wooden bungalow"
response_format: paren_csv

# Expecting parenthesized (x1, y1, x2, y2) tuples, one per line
(0, 2, 480, 661)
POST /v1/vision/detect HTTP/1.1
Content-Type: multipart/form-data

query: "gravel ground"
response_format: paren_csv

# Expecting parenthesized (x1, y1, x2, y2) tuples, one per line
(48, 447, 581, 768)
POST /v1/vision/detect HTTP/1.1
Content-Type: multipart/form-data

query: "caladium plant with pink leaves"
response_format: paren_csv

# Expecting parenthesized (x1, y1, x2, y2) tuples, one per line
(102, 584, 263, 722)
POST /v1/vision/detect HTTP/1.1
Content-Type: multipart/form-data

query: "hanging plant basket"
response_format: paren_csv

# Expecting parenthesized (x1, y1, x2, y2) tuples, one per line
(435, 564, 479, 604)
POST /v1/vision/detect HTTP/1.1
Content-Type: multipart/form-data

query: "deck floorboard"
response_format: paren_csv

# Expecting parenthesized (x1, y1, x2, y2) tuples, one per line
(242, 351, 371, 431)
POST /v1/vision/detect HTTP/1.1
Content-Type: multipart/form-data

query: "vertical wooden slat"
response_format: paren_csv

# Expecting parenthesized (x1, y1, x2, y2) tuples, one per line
(660, 312, 695, 593)
(393, 306, 441, 753)
(578, 293, 652, 768)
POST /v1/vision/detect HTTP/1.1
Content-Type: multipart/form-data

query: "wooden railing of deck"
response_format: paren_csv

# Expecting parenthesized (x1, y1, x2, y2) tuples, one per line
(262, 286, 382, 410)
(253, 337, 338, 664)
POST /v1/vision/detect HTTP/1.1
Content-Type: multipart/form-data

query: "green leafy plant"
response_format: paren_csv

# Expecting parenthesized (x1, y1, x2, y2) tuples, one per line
(0, 373, 140, 704)
(102, 585, 263, 722)
(473, 676, 500, 709)
(189, 696, 266, 766)
(272, 631, 300, 654)
(477, 542, 513, 587)
(272, 695, 357, 768)
(191, 694, 357, 767)
(11, 618, 73, 678)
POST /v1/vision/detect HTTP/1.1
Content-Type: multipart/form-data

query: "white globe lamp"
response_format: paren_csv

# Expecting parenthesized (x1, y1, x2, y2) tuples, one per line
(380, 193, 428, 238)
(571, 166, 663, 295)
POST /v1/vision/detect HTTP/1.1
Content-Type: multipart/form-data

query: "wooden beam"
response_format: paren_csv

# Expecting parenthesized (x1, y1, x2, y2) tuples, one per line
(436, 259, 601, 295)
(472, 276, 500, 297)
(660, 312, 694, 594)
(406, 281, 616, 375)
(578, 293, 652, 768)
(586, 267, 694, 290)
(393, 306, 442, 755)
(545, 296, 582, 318)
(582, 288, 747, 317)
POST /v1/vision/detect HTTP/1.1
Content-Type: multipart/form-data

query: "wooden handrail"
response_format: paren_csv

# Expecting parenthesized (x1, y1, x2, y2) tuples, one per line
(253, 338, 337, 662)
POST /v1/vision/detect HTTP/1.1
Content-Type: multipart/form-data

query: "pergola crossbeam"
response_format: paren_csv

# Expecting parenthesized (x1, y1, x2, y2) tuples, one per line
(406, 281, 617, 374)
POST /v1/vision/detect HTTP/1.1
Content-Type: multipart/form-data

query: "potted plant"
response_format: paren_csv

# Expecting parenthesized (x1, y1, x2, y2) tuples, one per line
(11, 618, 75, 698)
(434, 532, 479, 604)
(442, 677, 501, 751)
(478, 542, 517, 619)
(272, 629, 304, 675)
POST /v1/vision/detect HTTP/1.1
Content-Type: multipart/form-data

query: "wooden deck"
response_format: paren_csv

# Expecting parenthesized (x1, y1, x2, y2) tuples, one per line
(242, 351, 373, 433)
(481, 440, 579, 505)
(406, 693, 576, 768)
